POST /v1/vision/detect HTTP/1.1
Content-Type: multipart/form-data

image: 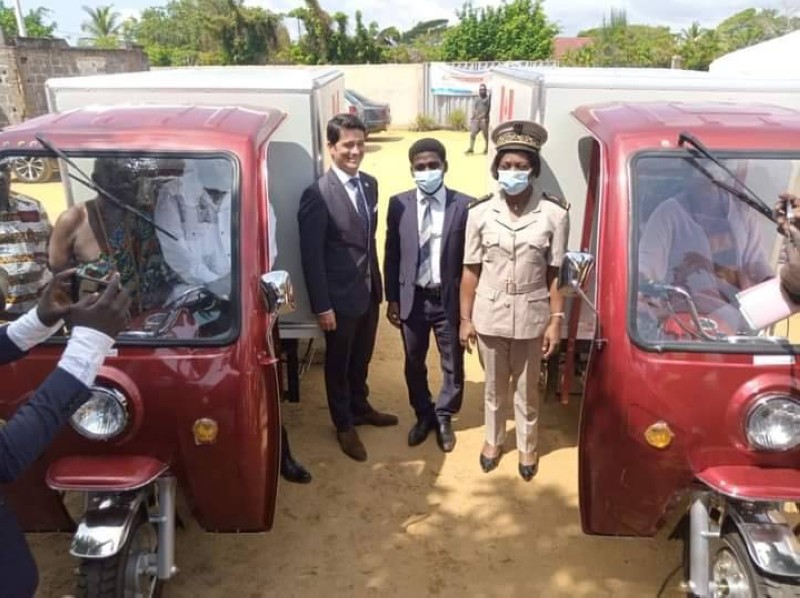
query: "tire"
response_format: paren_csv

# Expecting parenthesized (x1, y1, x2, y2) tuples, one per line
(12, 156, 54, 183)
(685, 529, 800, 597)
(76, 508, 163, 598)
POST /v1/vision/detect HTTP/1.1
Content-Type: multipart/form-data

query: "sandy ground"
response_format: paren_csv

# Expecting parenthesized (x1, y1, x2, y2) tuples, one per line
(27, 130, 682, 597)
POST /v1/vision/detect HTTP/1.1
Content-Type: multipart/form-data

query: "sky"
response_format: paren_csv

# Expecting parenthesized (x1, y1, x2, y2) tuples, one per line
(29, 0, 798, 44)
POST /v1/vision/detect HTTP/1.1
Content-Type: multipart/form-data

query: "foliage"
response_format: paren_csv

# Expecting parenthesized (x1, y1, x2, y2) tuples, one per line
(442, 0, 558, 61)
(82, 5, 121, 40)
(413, 114, 438, 132)
(0, 2, 56, 38)
(447, 108, 467, 131)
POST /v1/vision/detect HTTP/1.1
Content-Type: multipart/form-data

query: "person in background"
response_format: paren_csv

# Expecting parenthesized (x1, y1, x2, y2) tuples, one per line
(384, 138, 474, 453)
(460, 120, 569, 482)
(298, 113, 398, 463)
(0, 159, 52, 317)
(0, 271, 131, 598)
(466, 84, 491, 155)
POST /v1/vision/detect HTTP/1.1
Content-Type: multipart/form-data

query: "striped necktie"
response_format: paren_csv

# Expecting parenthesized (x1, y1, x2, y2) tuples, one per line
(349, 177, 370, 233)
(418, 195, 434, 287)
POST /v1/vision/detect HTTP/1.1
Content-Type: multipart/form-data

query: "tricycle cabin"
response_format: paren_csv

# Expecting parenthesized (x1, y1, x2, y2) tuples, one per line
(45, 66, 346, 339)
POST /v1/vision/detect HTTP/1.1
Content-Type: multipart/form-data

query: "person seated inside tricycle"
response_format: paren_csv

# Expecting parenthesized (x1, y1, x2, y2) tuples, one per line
(635, 155, 788, 342)
(48, 155, 234, 340)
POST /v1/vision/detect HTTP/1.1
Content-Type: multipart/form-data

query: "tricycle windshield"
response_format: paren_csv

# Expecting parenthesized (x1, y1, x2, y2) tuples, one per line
(632, 152, 800, 350)
(0, 151, 237, 343)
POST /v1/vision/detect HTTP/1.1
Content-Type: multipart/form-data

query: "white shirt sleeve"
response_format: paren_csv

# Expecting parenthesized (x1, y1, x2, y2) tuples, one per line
(57, 326, 115, 387)
(6, 307, 64, 352)
(155, 187, 219, 286)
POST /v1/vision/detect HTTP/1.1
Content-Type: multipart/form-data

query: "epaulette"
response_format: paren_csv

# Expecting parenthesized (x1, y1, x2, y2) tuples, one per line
(542, 191, 570, 211)
(468, 193, 493, 210)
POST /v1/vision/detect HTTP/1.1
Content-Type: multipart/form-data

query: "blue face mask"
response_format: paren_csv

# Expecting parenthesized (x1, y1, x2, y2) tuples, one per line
(414, 169, 444, 195)
(497, 170, 532, 196)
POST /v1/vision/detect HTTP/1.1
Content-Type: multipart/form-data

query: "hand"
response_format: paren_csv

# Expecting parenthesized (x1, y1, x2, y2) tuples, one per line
(776, 193, 800, 247)
(317, 311, 336, 332)
(459, 319, 477, 354)
(36, 268, 77, 327)
(673, 252, 714, 286)
(66, 274, 131, 338)
(386, 302, 401, 329)
(542, 320, 561, 359)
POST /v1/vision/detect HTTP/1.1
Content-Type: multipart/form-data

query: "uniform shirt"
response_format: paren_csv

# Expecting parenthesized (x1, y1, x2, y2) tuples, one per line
(0, 194, 52, 314)
(464, 192, 569, 339)
(472, 95, 491, 121)
(415, 185, 446, 287)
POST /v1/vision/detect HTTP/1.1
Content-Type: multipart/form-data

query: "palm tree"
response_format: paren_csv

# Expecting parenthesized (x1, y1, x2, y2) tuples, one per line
(81, 5, 122, 40)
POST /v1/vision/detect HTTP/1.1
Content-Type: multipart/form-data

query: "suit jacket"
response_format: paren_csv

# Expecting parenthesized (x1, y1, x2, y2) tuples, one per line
(0, 328, 89, 486)
(298, 168, 383, 319)
(384, 187, 473, 325)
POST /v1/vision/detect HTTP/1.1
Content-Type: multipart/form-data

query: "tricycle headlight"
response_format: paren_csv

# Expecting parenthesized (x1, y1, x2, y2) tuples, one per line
(70, 387, 128, 441)
(746, 395, 800, 452)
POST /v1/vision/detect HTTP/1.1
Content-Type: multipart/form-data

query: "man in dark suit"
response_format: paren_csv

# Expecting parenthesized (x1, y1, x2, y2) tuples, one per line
(0, 271, 130, 598)
(298, 114, 398, 462)
(384, 138, 474, 452)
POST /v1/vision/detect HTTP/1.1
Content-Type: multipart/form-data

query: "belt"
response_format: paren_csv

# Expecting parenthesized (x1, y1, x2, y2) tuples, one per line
(490, 281, 541, 295)
(416, 285, 442, 298)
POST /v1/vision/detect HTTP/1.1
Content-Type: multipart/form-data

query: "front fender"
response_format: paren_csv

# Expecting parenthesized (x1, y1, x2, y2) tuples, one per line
(70, 489, 150, 559)
(725, 500, 800, 579)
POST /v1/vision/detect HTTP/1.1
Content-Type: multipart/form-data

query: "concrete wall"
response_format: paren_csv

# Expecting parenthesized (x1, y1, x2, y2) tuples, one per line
(336, 63, 425, 128)
(0, 38, 148, 126)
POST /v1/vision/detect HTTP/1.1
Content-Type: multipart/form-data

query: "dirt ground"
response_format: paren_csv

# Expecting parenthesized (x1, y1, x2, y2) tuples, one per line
(28, 130, 682, 597)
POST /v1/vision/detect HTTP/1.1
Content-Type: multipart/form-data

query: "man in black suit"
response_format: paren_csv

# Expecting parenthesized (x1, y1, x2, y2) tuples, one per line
(384, 139, 474, 452)
(298, 114, 398, 462)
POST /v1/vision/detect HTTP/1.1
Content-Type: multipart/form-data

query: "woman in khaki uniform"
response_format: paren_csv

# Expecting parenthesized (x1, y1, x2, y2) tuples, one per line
(459, 120, 569, 482)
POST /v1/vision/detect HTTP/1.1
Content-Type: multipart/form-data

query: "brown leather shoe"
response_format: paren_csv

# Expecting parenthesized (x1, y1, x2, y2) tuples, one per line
(337, 429, 367, 462)
(353, 409, 399, 427)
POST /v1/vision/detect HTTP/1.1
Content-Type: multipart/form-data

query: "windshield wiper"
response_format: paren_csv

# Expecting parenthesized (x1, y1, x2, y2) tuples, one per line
(677, 132, 777, 225)
(34, 133, 178, 240)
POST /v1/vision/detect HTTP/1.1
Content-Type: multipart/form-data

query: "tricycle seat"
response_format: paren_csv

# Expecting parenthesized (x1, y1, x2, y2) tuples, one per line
(46, 455, 169, 492)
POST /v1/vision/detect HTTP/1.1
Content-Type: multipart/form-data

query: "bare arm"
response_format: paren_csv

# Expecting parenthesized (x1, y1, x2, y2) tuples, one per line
(48, 207, 81, 273)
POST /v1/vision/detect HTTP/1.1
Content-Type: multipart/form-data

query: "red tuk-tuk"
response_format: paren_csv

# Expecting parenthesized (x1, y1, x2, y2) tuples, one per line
(0, 105, 293, 596)
(560, 101, 800, 596)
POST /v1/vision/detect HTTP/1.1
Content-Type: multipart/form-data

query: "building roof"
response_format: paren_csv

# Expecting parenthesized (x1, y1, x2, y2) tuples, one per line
(552, 37, 592, 60)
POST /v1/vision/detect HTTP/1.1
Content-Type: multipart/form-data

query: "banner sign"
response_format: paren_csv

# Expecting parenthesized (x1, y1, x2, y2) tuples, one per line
(429, 63, 489, 96)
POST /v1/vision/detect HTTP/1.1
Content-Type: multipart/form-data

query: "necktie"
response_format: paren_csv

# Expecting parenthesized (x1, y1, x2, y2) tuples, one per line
(418, 196, 433, 287)
(349, 177, 370, 233)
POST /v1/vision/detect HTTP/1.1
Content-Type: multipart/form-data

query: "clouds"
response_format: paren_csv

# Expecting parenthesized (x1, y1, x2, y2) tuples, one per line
(46, 0, 796, 43)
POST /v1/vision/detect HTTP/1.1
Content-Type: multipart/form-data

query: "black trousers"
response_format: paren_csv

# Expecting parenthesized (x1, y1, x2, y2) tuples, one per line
(401, 289, 464, 422)
(0, 498, 38, 598)
(324, 301, 379, 432)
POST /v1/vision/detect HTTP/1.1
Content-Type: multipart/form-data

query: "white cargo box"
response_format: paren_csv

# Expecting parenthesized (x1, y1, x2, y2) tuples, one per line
(46, 66, 346, 339)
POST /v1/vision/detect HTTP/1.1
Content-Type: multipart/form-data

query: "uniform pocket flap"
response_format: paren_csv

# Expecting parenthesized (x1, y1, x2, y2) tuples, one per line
(475, 286, 500, 301)
(482, 233, 500, 247)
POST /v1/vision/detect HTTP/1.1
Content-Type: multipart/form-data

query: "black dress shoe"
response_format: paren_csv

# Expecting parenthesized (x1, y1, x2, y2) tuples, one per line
(281, 456, 312, 484)
(518, 462, 538, 482)
(408, 416, 435, 446)
(436, 419, 456, 453)
(479, 449, 502, 473)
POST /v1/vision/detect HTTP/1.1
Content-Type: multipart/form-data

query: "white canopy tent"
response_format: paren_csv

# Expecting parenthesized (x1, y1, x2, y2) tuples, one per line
(709, 31, 800, 78)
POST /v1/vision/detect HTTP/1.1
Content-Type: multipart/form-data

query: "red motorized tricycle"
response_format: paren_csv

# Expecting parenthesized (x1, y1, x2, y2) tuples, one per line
(0, 105, 293, 596)
(559, 101, 800, 597)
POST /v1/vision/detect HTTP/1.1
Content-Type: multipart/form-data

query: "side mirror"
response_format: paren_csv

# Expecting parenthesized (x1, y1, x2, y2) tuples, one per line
(558, 252, 598, 315)
(260, 271, 295, 316)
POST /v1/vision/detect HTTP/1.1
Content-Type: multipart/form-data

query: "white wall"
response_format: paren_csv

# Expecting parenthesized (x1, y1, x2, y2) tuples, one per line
(335, 63, 425, 128)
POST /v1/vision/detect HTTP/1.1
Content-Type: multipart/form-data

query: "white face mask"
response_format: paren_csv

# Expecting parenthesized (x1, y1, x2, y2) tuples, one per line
(497, 169, 531, 196)
(413, 169, 444, 195)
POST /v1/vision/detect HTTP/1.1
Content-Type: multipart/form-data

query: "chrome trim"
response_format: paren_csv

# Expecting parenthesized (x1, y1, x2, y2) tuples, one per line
(69, 386, 129, 441)
(744, 394, 800, 452)
(726, 500, 800, 578)
(154, 476, 178, 580)
(70, 490, 147, 559)
(260, 271, 294, 317)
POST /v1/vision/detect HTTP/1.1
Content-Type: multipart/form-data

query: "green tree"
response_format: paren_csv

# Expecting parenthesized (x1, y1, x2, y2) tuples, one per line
(442, 0, 558, 62)
(81, 5, 121, 47)
(716, 8, 800, 53)
(0, 3, 56, 38)
(677, 21, 721, 71)
(565, 9, 677, 68)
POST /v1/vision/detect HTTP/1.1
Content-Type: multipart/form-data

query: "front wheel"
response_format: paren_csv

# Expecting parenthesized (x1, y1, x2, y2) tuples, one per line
(688, 530, 800, 597)
(76, 508, 162, 598)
